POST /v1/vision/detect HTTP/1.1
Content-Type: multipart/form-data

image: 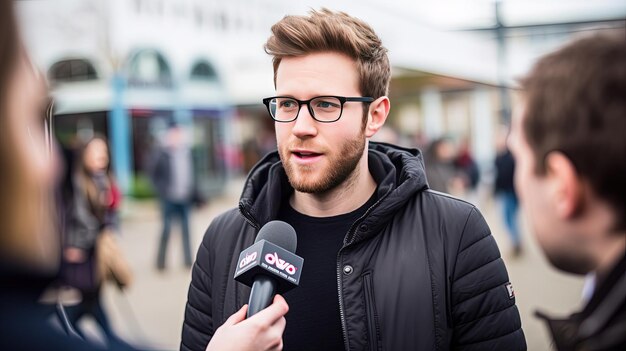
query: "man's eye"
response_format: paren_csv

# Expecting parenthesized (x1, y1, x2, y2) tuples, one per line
(280, 101, 297, 108)
(316, 101, 339, 108)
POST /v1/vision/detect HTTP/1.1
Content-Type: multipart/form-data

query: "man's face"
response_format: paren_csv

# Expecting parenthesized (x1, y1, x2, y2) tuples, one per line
(274, 52, 367, 194)
(509, 100, 593, 274)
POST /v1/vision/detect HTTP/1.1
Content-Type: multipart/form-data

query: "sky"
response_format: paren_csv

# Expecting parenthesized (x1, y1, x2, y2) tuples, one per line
(376, 0, 626, 29)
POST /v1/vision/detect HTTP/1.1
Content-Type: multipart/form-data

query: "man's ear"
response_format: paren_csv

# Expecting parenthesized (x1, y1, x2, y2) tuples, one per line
(545, 151, 583, 219)
(365, 96, 390, 138)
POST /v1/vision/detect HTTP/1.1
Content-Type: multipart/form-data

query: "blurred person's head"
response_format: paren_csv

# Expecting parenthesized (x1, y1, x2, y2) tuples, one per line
(82, 137, 110, 174)
(429, 137, 455, 163)
(458, 137, 470, 152)
(495, 125, 510, 153)
(75, 136, 113, 217)
(165, 121, 186, 148)
(264, 8, 390, 194)
(0, 0, 59, 271)
(509, 33, 626, 276)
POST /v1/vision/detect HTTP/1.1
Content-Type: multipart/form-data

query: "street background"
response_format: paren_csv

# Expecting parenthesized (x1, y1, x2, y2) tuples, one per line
(13, 1, 623, 350)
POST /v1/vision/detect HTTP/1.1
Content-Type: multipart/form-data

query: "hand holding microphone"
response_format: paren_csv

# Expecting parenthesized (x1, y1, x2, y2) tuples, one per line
(206, 221, 303, 351)
(206, 295, 289, 351)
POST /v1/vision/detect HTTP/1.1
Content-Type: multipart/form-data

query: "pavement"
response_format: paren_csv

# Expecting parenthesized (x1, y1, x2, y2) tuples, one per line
(96, 179, 584, 350)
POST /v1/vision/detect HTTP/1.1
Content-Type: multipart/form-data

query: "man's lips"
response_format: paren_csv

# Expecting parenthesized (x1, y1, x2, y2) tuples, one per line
(290, 149, 324, 161)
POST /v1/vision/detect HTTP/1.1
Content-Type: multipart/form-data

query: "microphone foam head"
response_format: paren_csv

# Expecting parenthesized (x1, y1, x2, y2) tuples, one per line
(255, 220, 297, 253)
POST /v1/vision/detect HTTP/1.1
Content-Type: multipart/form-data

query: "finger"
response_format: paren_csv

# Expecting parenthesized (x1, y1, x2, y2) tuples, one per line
(249, 294, 289, 326)
(273, 294, 287, 306)
(223, 304, 248, 326)
(272, 294, 289, 316)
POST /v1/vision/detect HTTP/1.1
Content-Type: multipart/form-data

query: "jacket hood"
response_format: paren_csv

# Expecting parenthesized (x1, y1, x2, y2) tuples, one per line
(239, 142, 429, 242)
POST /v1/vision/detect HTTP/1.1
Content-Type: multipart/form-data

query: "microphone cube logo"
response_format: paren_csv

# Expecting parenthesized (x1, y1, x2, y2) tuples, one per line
(234, 244, 263, 278)
(239, 251, 258, 269)
(234, 240, 303, 293)
(264, 252, 297, 275)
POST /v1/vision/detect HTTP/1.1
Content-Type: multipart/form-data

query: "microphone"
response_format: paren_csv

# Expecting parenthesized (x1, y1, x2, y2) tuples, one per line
(234, 220, 304, 318)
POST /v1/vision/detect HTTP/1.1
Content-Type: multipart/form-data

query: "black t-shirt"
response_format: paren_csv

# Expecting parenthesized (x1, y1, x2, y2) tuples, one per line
(279, 192, 377, 351)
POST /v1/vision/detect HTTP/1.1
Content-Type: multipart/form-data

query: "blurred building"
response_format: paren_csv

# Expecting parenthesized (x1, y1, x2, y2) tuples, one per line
(17, 0, 250, 197)
(16, 0, 626, 195)
(380, 0, 625, 171)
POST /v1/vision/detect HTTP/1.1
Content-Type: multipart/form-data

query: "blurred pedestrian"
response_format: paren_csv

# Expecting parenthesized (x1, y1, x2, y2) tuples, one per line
(509, 33, 626, 350)
(425, 137, 465, 194)
(455, 137, 481, 204)
(62, 136, 128, 347)
(455, 137, 480, 191)
(494, 129, 522, 256)
(149, 122, 199, 271)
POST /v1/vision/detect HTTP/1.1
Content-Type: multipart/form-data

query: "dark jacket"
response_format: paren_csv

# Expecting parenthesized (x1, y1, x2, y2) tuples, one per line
(181, 142, 526, 351)
(494, 150, 516, 195)
(65, 178, 102, 251)
(148, 147, 202, 204)
(537, 255, 626, 351)
(149, 148, 172, 198)
(0, 261, 99, 350)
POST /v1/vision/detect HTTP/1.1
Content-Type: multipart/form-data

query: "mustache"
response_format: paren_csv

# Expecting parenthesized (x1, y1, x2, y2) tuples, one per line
(282, 140, 326, 152)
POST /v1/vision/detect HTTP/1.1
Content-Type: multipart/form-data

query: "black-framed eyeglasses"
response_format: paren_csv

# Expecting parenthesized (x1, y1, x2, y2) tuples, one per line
(262, 95, 374, 123)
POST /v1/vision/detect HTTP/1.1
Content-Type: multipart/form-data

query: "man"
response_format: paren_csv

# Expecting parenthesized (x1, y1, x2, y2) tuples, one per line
(182, 9, 525, 351)
(494, 129, 522, 257)
(509, 33, 625, 350)
(149, 122, 197, 270)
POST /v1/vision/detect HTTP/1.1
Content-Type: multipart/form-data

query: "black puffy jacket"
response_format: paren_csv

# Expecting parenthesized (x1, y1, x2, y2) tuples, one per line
(181, 142, 526, 351)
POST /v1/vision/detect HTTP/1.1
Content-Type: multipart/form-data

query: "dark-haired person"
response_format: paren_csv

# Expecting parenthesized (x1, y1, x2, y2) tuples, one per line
(62, 136, 128, 347)
(509, 33, 626, 350)
(182, 8, 525, 351)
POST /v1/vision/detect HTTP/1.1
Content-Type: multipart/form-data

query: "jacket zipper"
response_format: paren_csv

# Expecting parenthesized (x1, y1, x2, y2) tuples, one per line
(337, 245, 350, 351)
(238, 204, 260, 230)
(337, 192, 389, 351)
(344, 192, 388, 244)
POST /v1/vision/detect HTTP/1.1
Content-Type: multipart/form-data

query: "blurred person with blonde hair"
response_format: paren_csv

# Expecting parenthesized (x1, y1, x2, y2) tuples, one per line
(509, 33, 626, 350)
(0, 0, 99, 349)
(182, 8, 525, 351)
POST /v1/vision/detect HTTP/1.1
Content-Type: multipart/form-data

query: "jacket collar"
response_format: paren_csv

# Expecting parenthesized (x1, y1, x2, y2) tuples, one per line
(238, 142, 429, 243)
(536, 254, 626, 350)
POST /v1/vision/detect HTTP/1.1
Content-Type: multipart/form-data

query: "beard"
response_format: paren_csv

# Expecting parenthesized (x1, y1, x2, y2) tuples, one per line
(543, 248, 595, 275)
(536, 231, 595, 275)
(279, 132, 366, 194)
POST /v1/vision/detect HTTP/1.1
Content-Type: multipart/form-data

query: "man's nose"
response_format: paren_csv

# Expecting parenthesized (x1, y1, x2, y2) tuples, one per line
(291, 103, 318, 138)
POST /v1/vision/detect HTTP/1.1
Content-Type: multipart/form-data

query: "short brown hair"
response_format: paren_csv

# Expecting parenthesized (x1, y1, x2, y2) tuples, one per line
(264, 8, 390, 101)
(520, 33, 626, 230)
